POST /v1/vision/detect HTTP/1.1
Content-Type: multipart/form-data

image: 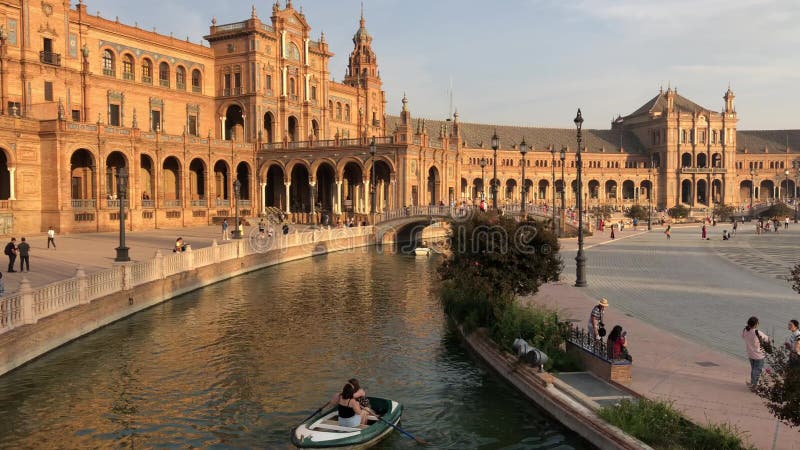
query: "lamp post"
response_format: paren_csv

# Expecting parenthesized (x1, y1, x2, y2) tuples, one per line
(574, 109, 587, 287)
(114, 166, 130, 262)
(559, 147, 566, 212)
(647, 156, 653, 230)
(232, 178, 242, 239)
(574, 108, 587, 287)
(785, 169, 790, 204)
(491, 131, 499, 209)
(519, 138, 528, 214)
(749, 169, 755, 219)
(370, 136, 377, 217)
(551, 145, 556, 234)
(479, 157, 487, 201)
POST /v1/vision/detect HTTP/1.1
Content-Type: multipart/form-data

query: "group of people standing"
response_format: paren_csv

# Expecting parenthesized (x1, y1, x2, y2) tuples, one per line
(588, 298, 631, 361)
(742, 316, 800, 391)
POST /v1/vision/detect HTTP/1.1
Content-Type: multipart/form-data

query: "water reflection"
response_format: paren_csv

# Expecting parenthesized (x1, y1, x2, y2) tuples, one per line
(0, 250, 588, 449)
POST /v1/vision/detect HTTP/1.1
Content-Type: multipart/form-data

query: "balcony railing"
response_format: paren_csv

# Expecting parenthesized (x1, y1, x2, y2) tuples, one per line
(71, 199, 96, 209)
(192, 85, 201, 93)
(102, 68, 115, 77)
(238, 200, 251, 207)
(214, 199, 230, 207)
(106, 199, 131, 208)
(176, 83, 186, 91)
(0, 200, 11, 209)
(159, 79, 170, 88)
(123, 72, 134, 81)
(40, 51, 61, 66)
(681, 167, 727, 174)
(142, 75, 152, 84)
(142, 200, 155, 208)
(164, 200, 182, 208)
(191, 200, 207, 207)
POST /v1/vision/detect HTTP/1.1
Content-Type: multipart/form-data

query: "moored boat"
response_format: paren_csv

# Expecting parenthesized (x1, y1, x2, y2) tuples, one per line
(292, 397, 403, 449)
(414, 247, 431, 256)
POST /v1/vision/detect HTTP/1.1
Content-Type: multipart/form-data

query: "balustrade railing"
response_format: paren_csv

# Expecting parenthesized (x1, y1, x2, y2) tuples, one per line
(142, 200, 155, 208)
(71, 199, 96, 209)
(106, 199, 129, 208)
(164, 199, 182, 208)
(191, 200, 207, 207)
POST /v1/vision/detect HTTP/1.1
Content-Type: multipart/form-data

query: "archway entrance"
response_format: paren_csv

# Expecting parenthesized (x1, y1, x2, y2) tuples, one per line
(538, 179, 549, 201)
(288, 116, 299, 142)
(373, 160, 392, 211)
(739, 181, 753, 205)
(162, 157, 181, 201)
(140, 155, 155, 202)
(236, 162, 251, 201)
(105, 151, 126, 199)
(265, 165, 285, 210)
(214, 161, 229, 203)
(225, 105, 244, 141)
(70, 149, 95, 201)
(0, 150, 9, 200)
(189, 159, 206, 201)
(342, 162, 363, 214)
(290, 165, 310, 212)
(316, 163, 336, 214)
(712, 179, 723, 204)
(696, 179, 708, 205)
(427, 166, 440, 205)
(681, 179, 692, 204)
(264, 112, 274, 143)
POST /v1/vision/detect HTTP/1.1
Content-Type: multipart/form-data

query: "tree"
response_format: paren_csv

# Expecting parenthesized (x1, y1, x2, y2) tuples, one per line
(439, 212, 562, 328)
(713, 203, 736, 221)
(625, 205, 649, 222)
(591, 205, 615, 220)
(754, 344, 800, 428)
(668, 204, 689, 219)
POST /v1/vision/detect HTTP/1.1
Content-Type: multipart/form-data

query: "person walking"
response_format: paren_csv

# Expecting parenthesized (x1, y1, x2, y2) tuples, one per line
(742, 316, 770, 390)
(785, 217, 790, 229)
(221, 219, 229, 241)
(701, 224, 707, 239)
(732, 221, 738, 236)
(17, 237, 30, 272)
(786, 319, 800, 369)
(4, 238, 17, 273)
(588, 298, 609, 341)
(47, 226, 56, 249)
(664, 224, 671, 239)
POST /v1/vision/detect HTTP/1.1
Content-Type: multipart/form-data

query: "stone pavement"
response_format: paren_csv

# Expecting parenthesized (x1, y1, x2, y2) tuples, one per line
(539, 223, 800, 450)
(0, 222, 309, 294)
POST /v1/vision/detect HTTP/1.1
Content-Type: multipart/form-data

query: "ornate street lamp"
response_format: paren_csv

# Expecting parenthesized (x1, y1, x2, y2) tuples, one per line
(785, 168, 790, 204)
(749, 168, 755, 219)
(519, 138, 528, 214)
(574, 109, 587, 288)
(232, 178, 242, 239)
(648, 156, 653, 231)
(559, 147, 566, 212)
(114, 166, 130, 262)
(370, 136, 377, 217)
(551, 145, 557, 234)
(491, 131, 500, 209)
(479, 157, 487, 201)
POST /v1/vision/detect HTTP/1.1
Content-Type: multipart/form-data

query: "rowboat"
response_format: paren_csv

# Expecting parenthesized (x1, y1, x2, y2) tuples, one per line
(414, 247, 431, 256)
(292, 397, 403, 449)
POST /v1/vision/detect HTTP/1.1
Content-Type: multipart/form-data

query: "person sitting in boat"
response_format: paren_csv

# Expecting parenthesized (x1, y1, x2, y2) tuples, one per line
(336, 382, 369, 427)
(329, 378, 370, 410)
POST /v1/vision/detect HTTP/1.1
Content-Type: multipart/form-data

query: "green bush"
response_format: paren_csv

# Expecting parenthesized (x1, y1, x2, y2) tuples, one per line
(598, 398, 754, 449)
(625, 205, 649, 222)
(490, 302, 582, 372)
(668, 204, 689, 219)
(591, 205, 615, 220)
(713, 203, 736, 221)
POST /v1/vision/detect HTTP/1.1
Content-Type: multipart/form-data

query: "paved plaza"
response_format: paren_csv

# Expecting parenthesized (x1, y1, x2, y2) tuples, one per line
(552, 222, 800, 449)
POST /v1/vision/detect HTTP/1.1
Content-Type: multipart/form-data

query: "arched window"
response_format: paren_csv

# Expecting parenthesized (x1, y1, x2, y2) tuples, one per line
(289, 77, 296, 96)
(176, 66, 186, 90)
(122, 54, 134, 80)
(287, 42, 301, 60)
(191, 69, 202, 93)
(336, 102, 342, 120)
(102, 49, 115, 77)
(328, 101, 333, 119)
(141, 58, 153, 84)
(159, 62, 170, 87)
(344, 104, 351, 122)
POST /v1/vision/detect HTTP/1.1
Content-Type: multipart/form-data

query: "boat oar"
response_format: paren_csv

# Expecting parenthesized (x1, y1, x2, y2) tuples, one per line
(300, 403, 328, 424)
(378, 416, 428, 445)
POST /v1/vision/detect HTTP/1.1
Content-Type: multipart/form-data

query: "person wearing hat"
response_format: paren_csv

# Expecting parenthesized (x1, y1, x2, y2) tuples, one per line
(588, 298, 609, 340)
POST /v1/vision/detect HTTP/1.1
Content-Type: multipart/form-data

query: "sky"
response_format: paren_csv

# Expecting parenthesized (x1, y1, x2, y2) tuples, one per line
(88, 0, 800, 130)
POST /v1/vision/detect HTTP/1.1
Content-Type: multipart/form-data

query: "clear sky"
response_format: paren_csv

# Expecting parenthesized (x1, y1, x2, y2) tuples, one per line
(88, 0, 800, 130)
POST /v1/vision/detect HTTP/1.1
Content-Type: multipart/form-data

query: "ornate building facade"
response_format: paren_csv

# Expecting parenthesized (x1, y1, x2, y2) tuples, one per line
(0, 0, 796, 235)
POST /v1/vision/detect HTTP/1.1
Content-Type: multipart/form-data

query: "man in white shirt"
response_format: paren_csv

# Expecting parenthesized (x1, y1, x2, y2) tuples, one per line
(47, 226, 56, 249)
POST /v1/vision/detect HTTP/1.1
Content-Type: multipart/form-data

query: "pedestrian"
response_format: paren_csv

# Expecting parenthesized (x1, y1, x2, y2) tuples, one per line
(258, 218, 265, 236)
(664, 224, 671, 239)
(17, 237, 30, 272)
(610, 224, 615, 239)
(732, 221, 738, 236)
(47, 225, 56, 249)
(742, 316, 770, 390)
(786, 319, 800, 368)
(0, 272, 4, 296)
(588, 298, 609, 341)
(4, 237, 17, 273)
(785, 217, 790, 229)
(701, 224, 707, 239)
(221, 219, 229, 240)
(238, 220, 244, 236)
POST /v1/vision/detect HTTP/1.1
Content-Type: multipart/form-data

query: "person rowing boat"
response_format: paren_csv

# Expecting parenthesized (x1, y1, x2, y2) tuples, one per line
(327, 379, 371, 427)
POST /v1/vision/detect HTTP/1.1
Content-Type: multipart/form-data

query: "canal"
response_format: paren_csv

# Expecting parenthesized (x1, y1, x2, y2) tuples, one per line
(0, 249, 589, 449)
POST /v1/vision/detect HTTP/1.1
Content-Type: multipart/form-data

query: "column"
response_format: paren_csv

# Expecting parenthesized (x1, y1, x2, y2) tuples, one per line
(335, 180, 343, 214)
(220, 117, 226, 140)
(8, 166, 15, 200)
(260, 181, 267, 214)
(309, 180, 316, 215)
(364, 179, 370, 213)
(284, 181, 291, 214)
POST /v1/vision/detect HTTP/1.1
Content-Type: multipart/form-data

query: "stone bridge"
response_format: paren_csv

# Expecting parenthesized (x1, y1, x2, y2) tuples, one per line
(373, 205, 555, 245)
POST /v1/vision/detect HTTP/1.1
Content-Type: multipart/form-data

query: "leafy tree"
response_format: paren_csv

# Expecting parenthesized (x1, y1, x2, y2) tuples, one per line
(625, 205, 649, 222)
(713, 203, 736, 221)
(591, 205, 615, 220)
(759, 203, 794, 219)
(439, 212, 562, 328)
(754, 343, 800, 428)
(668, 204, 689, 219)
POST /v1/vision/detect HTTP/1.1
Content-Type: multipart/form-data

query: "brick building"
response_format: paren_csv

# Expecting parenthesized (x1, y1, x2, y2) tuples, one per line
(0, 0, 796, 235)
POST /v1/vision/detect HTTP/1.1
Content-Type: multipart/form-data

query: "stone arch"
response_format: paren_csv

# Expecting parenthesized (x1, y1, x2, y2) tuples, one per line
(740, 180, 753, 205)
(265, 164, 286, 209)
(188, 158, 206, 200)
(336, 157, 365, 180)
(342, 162, 364, 213)
(697, 153, 708, 168)
(236, 162, 251, 200)
(681, 152, 692, 168)
(162, 156, 182, 200)
(373, 160, 393, 211)
(213, 160, 230, 201)
(287, 115, 299, 142)
(640, 180, 652, 201)
(711, 153, 722, 168)
(311, 119, 320, 140)
(101, 47, 116, 76)
(315, 162, 337, 213)
(696, 179, 708, 204)
(105, 151, 127, 198)
(712, 179, 723, 204)
(285, 159, 313, 181)
(681, 179, 692, 204)
(538, 179, 549, 201)
(427, 166, 441, 205)
(605, 180, 617, 200)
(622, 180, 635, 200)
(158, 61, 171, 87)
(760, 180, 774, 201)
(175, 65, 187, 90)
(225, 104, 245, 141)
(264, 111, 275, 143)
(588, 179, 600, 199)
(140, 153, 155, 201)
(70, 149, 96, 200)
(505, 179, 517, 202)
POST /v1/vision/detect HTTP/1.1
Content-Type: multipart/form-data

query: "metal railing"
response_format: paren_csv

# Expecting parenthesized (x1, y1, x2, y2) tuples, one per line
(106, 199, 129, 208)
(39, 51, 61, 66)
(71, 199, 96, 209)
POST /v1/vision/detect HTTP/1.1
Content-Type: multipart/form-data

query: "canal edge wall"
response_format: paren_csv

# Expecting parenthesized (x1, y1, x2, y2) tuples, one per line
(460, 328, 653, 450)
(0, 228, 374, 377)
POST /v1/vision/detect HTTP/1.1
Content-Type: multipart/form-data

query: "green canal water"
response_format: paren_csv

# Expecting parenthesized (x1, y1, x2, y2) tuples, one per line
(0, 249, 589, 449)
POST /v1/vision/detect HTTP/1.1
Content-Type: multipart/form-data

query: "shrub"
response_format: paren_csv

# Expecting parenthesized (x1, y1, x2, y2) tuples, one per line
(713, 203, 736, 221)
(753, 339, 800, 428)
(598, 398, 754, 449)
(668, 204, 689, 219)
(624, 205, 649, 222)
(591, 205, 615, 220)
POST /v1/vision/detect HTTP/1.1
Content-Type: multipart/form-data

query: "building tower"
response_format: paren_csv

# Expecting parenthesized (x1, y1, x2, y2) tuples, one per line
(343, 9, 385, 139)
